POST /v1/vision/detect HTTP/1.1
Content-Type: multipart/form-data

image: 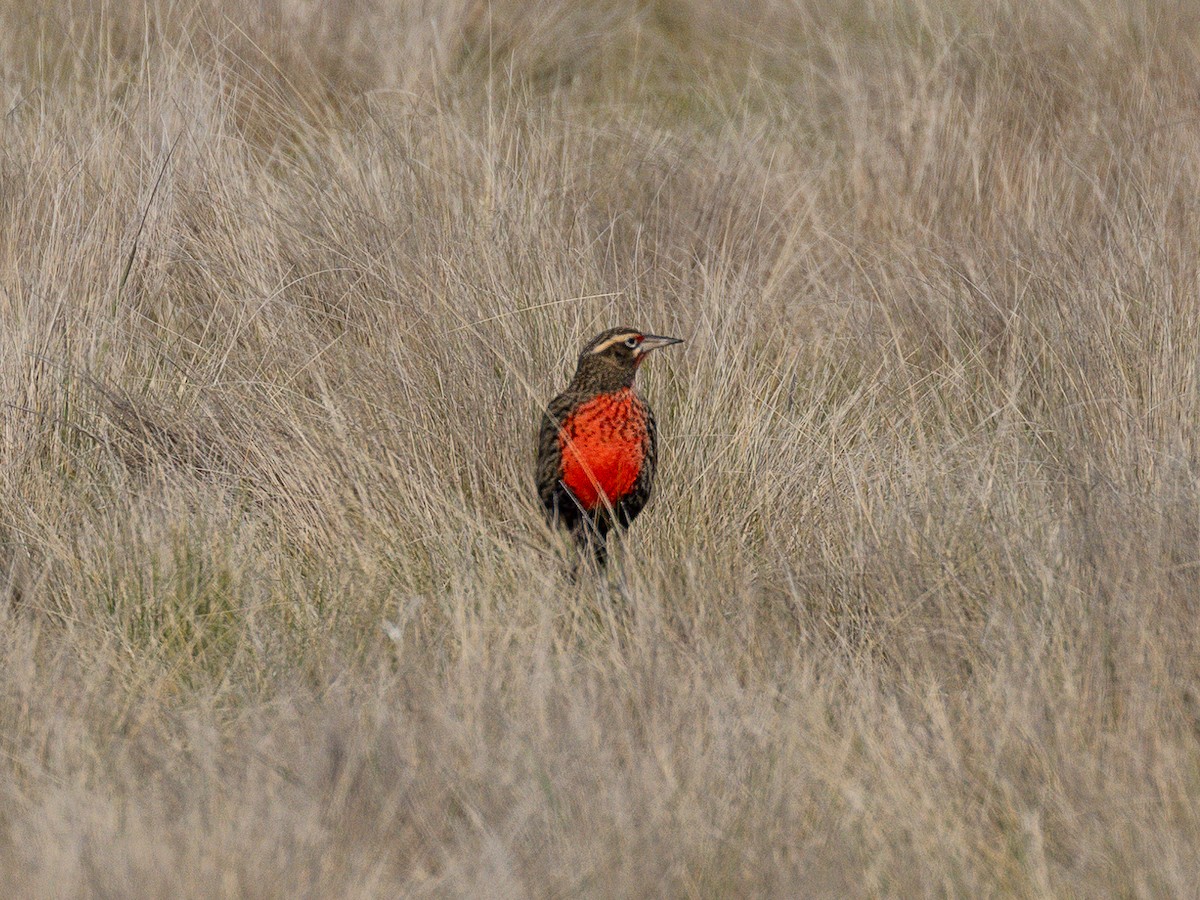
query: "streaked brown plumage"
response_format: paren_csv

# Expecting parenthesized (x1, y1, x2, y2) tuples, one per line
(536, 327, 683, 568)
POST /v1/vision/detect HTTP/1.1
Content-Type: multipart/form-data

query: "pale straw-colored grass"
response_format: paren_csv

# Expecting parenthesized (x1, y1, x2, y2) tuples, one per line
(2, 0, 1200, 895)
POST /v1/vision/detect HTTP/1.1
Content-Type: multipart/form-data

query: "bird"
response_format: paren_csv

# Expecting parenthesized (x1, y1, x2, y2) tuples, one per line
(536, 326, 683, 570)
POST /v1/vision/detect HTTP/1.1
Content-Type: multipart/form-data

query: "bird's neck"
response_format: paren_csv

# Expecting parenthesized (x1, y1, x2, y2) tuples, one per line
(568, 359, 636, 395)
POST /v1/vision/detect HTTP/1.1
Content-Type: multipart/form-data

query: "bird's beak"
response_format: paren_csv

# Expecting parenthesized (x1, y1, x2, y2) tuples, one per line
(635, 334, 684, 357)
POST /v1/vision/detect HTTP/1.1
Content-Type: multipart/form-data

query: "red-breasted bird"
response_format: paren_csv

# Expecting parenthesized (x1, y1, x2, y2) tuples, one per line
(536, 327, 683, 568)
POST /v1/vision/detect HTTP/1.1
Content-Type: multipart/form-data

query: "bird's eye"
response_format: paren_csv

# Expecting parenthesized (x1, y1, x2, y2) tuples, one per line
(624, 336, 639, 349)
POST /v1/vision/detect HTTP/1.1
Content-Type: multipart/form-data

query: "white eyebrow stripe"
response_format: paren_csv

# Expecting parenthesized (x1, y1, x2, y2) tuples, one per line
(589, 333, 641, 354)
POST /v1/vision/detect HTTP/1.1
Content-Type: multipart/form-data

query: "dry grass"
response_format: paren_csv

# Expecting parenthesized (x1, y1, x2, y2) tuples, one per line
(3, 0, 1200, 895)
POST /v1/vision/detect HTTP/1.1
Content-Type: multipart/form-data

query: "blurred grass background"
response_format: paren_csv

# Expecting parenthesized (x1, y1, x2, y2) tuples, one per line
(3, 0, 1200, 894)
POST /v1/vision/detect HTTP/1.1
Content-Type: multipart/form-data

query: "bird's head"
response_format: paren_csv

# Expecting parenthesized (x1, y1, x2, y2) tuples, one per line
(571, 326, 683, 392)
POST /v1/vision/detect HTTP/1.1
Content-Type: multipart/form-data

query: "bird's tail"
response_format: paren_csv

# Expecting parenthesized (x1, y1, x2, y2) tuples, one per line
(569, 523, 608, 578)
(587, 536, 608, 569)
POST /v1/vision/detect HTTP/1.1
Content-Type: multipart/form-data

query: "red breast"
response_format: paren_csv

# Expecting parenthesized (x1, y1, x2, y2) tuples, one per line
(559, 388, 647, 510)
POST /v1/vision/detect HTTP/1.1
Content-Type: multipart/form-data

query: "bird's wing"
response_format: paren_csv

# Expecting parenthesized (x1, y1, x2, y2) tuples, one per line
(616, 401, 657, 527)
(535, 392, 574, 520)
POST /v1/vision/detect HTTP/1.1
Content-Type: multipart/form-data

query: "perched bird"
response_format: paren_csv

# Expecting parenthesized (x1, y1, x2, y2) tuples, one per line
(536, 327, 683, 569)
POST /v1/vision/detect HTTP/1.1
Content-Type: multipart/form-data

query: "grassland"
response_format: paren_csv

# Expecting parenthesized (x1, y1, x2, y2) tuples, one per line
(3, 0, 1200, 895)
